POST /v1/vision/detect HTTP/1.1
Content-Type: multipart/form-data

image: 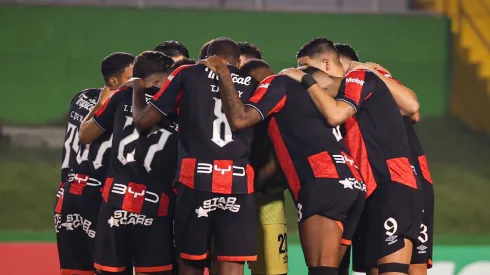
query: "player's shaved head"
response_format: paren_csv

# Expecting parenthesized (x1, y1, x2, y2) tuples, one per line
(240, 60, 273, 82)
(296, 38, 344, 78)
(207, 37, 241, 67)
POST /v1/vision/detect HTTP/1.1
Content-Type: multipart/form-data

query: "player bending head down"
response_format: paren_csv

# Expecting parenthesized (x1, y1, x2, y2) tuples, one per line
(154, 40, 190, 62)
(296, 38, 345, 78)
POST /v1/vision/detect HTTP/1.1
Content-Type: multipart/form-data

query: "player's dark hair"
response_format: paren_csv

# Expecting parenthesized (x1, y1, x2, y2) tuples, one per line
(296, 37, 339, 59)
(154, 40, 190, 58)
(240, 60, 271, 76)
(133, 51, 174, 79)
(170, 58, 196, 72)
(300, 66, 322, 75)
(199, 40, 213, 60)
(238, 42, 263, 59)
(207, 37, 241, 62)
(100, 52, 135, 83)
(334, 43, 359, 62)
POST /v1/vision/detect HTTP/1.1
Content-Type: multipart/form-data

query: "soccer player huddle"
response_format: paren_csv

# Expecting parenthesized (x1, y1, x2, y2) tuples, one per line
(54, 37, 434, 275)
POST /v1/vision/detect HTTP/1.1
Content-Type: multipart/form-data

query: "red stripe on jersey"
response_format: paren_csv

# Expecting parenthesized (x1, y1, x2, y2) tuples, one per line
(375, 69, 402, 84)
(386, 157, 417, 189)
(102, 177, 114, 202)
(344, 70, 366, 106)
(158, 193, 170, 216)
(246, 164, 254, 193)
(212, 160, 234, 194)
(94, 88, 124, 117)
(341, 152, 363, 181)
(179, 158, 196, 188)
(268, 118, 301, 200)
(248, 75, 277, 103)
(68, 174, 88, 195)
(153, 65, 193, 101)
(344, 117, 377, 197)
(122, 182, 146, 214)
(268, 95, 286, 115)
(54, 182, 65, 214)
(174, 89, 184, 113)
(307, 151, 339, 179)
(418, 155, 433, 184)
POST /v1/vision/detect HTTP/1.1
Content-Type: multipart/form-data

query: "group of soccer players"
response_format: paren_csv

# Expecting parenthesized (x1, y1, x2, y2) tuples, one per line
(54, 37, 434, 275)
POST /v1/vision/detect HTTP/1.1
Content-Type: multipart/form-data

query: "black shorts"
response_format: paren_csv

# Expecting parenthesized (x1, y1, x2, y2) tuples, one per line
(411, 181, 434, 267)
(347, 182, 424, 270)
(174, 184, 257, 262)
(54, 186, 101, 274)
(94, 201, 173, 273)
(296, 178, 365, 244)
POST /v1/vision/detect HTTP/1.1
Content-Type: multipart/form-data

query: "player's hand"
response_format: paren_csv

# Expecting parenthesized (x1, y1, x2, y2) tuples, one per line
(199, 55, 228, 72)
(99, 86, 115, 104)
(365, 62, 391, 74)
(278, 68, 306, 82)
(119, 77, 144, 90)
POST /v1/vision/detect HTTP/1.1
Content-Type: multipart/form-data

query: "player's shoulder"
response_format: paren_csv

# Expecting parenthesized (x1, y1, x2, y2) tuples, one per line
(70, 88, 101, 104)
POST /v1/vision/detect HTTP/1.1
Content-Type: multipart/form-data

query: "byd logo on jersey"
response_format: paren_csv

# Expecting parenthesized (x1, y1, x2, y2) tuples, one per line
(195, 197, 241, 218)
(68, 173, 102, 187)
(111, 183, 159, 203)
(107, 210, 153, 227)
(54, 213, 96, 238)
(345, 77, 365, 86)
(196, 163, 246, 176)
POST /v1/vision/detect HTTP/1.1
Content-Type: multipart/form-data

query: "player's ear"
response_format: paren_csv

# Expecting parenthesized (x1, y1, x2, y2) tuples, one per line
(108, 77, 118, 88)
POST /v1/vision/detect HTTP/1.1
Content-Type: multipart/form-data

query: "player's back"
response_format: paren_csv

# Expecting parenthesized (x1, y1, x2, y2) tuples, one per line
(259, 75, 353, 184)
(177, 64, 257, 160)
(338, 69, 418, 196)
(96, 87, 178, 216)
(60, 88, 101, 185)
(403, 117, 432, 185)
(151, 63, 259, 194)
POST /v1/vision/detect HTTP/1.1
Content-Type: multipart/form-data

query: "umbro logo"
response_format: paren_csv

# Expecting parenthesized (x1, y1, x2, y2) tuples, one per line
(385, 235, 398, 245)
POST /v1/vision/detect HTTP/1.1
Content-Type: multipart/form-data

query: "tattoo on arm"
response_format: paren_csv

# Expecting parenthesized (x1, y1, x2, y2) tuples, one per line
(216, 67, 248, 128)
(132, 83, 163, 129)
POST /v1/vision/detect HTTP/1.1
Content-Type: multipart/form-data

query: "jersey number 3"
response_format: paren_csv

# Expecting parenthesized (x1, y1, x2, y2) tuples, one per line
(211, 98, 234, 148)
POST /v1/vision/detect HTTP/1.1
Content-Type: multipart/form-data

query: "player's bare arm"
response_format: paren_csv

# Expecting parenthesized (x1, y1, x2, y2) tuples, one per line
(254, 149, 279, 191)
(348, 61, 420, 116)
(79, 86, 113, 144)
(279, 68, 355, 126)
(201, 56, 262, 130)
(127, 77, 164, 130)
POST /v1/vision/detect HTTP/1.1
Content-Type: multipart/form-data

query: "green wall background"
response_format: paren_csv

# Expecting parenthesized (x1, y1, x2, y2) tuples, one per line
(0, 5, 449, 124)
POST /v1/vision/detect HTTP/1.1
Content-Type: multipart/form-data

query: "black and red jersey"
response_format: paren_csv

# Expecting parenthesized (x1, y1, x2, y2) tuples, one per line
(246, 75, 363, 201)
(94, 87, 178, 216)
(150, 64, 259, 195)
(60, 88, 102, 185)
(337, 69, 420, 197)
(403, 117, 433, 185)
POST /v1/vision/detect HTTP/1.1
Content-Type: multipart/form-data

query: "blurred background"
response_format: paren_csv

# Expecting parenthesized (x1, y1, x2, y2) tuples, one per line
(0, 0, 489, 274)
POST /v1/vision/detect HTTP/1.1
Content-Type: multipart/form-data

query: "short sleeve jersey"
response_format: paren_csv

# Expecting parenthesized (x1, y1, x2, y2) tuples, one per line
(336, 69, 420, 197)
(150, 64, 259, 195)
(94, 87, 178, 216)
(246, 75, 363, 201)
(60, 88, 101, 185)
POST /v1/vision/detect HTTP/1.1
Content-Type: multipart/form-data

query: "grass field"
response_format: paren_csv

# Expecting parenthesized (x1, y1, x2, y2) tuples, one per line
(0, 116, 489, 241)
